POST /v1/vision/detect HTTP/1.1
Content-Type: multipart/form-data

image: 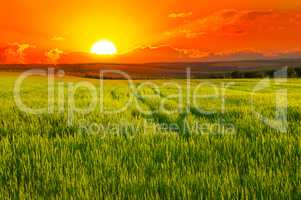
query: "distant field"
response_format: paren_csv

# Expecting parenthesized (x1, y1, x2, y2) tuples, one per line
(1, 58, 301, 79)
(0, 72, 300, 199)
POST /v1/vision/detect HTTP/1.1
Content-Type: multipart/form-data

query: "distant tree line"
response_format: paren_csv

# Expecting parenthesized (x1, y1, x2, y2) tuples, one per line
(208, 67, 301, 79)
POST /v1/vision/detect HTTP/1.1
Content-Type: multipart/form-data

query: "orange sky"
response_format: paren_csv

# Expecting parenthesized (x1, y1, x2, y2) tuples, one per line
(1, 0, 301, 63)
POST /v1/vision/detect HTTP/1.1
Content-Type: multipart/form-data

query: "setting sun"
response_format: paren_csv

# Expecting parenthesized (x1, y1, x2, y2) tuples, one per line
(90, 40, 117, 55)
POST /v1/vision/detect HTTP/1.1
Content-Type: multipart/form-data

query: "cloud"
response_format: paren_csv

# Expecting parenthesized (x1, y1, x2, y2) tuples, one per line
(0, 48, 5, 63)
(0, 43, 34, 64)
(220, 10, 238, 19)
(271, 51, 301, 59)
(169, 48, 301, 62)
(202, 50, 267, 61)
(0, 43, 64, 64)
(157, 48, 267, 61)
(118, 45, 190, 63)
(164, 9, 301, 40)
(1, 43, 300, 64)
(120, 45, 301, 63)
(58, 52, 100, 64)
(45, 48, 64, 64)
(240, 10, 274, 21)
(51, 36, 65, 41)
(168, 12, 192, 18)
(17, 44, 31, 63)
(201, 50, 301, 61)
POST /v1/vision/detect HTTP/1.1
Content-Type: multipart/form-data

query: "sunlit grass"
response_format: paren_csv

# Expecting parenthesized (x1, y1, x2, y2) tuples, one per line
(0, 73, 300, 199)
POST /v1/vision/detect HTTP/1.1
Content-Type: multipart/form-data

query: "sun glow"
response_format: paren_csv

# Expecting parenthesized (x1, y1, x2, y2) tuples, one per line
(90, 40, 117, 55)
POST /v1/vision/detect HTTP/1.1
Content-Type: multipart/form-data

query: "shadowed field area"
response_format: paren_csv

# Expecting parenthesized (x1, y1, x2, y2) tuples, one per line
(0, 73, 300, 199)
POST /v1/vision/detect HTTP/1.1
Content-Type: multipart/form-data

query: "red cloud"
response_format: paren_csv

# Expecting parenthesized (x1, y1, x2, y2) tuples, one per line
(168, 12, 193, 19)
(164, 10, 301, 39)
(0, 43, 32, 64)
(161, 9, 301, 54)
(0, 43, 64, 64)
(45, 49, 63, 64)
(118, 45, 190, 63)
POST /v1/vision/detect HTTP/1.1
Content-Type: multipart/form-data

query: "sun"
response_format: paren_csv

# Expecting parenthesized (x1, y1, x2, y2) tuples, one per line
(90, 40, 117, 55)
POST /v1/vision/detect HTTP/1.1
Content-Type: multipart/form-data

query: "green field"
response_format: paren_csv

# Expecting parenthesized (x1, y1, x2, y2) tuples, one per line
(0, 72, 300, 199)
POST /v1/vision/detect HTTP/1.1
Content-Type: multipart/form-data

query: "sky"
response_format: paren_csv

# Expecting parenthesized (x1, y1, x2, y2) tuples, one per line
(1, 0, 301, 63)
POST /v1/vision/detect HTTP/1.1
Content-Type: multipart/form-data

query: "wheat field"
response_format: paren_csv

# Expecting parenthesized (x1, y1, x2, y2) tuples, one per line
(0, 72, 300, 199)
